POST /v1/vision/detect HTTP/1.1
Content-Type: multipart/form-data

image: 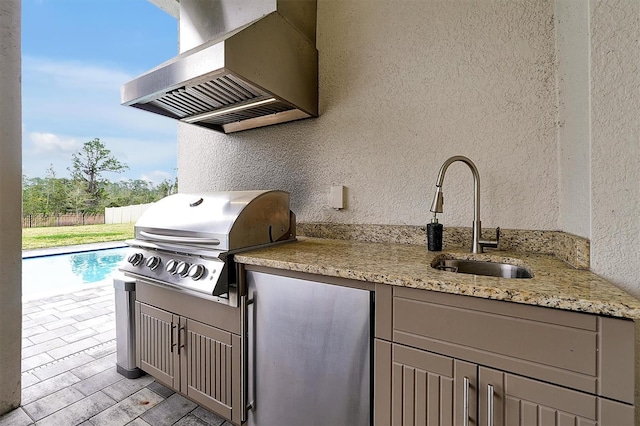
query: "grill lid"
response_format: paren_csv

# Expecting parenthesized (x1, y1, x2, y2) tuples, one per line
(134, 190, 295, 251)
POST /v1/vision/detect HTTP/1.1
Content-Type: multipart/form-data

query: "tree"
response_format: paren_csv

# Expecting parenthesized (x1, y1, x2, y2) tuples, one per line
(22, 176, 46, 215)
(155, 177, 178, 198)
(69, 138, 128, 212)
(68, 180, 90, 215)
(44, 164, 68, 215)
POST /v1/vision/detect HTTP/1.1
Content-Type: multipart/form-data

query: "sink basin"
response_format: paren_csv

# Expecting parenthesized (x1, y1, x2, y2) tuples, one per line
(432, 258, 533, 279)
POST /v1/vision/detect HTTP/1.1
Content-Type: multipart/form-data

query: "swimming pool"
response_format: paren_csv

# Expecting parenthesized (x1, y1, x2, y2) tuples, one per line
(22, 247, 129, 300)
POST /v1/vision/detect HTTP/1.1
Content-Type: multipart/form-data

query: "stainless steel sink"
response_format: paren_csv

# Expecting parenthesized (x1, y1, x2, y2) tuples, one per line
(432, 258, 533, 279)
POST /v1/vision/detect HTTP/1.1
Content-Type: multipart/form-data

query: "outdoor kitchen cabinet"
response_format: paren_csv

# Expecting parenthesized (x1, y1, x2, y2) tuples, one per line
(374, 285, 636, 426)
(375, 340, 476, 425)
(134, 281, 242, 424)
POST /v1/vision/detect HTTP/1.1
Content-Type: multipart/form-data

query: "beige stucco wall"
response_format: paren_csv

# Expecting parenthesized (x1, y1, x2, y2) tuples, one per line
(555, 0, 591, 239)
(179, 0, 559, 231)
(177, 0, 640, 297)
(0, 0, 22, 414)
(589, 0, 640, 298)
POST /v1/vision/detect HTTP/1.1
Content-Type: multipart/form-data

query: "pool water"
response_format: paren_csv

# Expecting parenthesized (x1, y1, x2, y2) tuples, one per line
(22, 247, 129, 300)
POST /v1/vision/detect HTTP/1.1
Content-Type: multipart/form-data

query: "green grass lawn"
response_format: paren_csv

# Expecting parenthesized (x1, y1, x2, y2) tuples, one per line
(23, 223, 134, 250)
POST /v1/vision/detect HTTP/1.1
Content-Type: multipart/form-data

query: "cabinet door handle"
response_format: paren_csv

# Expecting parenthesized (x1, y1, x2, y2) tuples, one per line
(171, 324, 177, 353)
(487, 384, 494, 426)
(463, 376, 470, 426)
(178, 326, 185, 355)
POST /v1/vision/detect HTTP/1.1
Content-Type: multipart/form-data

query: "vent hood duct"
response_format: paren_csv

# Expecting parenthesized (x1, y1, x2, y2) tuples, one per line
(121, 0, 318, 134)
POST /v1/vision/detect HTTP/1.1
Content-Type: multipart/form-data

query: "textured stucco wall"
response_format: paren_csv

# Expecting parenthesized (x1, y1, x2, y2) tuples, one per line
(178, 0, 559, 231)
(0, 0, 22, 414)
(555, 0, 591, 239)
(590, 0, 640, 298)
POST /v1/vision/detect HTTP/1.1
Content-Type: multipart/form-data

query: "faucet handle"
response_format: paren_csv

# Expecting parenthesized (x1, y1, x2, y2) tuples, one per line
(479, 227, 500, 251)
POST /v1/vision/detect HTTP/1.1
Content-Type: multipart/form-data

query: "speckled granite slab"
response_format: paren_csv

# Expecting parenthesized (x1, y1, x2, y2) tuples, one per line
(296, 223, 590, 269)
(235, 237, 640, 319)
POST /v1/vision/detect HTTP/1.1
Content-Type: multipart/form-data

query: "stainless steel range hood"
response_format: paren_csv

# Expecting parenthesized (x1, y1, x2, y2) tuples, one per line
(121, 0, 318, 134)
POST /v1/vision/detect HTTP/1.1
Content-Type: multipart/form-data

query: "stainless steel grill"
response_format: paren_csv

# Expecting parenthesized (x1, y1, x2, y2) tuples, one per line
(119, 190, 296, 306)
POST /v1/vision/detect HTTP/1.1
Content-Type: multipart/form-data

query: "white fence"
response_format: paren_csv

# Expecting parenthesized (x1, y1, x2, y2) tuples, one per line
(105, 203, 154, 224)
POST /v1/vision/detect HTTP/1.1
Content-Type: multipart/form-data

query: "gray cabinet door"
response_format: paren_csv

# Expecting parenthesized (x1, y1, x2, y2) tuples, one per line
(135, 302, 179, 389)
(379, 345, 634, 426)
(387, 343, 476, 426)
(135, 302, 242, 424)
(181, 318, 238, 422)
(479, 366, 605, 426)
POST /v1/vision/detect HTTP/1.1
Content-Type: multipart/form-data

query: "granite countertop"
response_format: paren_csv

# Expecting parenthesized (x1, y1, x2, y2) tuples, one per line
(235, 237, 640, 320)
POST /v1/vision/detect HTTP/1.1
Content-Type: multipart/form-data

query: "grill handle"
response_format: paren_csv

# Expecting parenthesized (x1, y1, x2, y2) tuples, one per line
(138, 231, 220, 245)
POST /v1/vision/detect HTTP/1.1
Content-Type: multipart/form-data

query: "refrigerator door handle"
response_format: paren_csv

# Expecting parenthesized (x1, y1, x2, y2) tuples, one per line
(241, 294, 255, 422)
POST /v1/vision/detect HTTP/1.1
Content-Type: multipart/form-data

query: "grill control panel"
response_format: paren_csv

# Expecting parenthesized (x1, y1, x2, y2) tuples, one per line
(120, 247, 227, 297)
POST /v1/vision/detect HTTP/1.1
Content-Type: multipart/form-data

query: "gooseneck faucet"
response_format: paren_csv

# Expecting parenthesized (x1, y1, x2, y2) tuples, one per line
(430, 155, 499, 253)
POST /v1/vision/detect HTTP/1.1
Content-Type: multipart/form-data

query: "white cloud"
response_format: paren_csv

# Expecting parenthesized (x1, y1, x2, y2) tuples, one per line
(22, 131, 80, 178)
(23, 56, 134, 92)
(22, 55, 178, 137)
(140, 170, 174, 184)
(87, 136, 177, 167)
(22, 56, 178, 180)
(29, 132, 79, 153)
(22, 128, 176, 182)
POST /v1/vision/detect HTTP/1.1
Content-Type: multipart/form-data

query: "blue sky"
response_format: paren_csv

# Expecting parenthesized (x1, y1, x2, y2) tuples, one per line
(22, 0, 179, 184)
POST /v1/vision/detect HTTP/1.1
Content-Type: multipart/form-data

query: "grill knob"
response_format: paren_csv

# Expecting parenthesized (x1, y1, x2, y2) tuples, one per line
(165, 259, 179, 274)
(176, 261, 190, 277)
(187, 264, 206, 281)
(146, 256, 161, 271)
(127, 253, 144, 267)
